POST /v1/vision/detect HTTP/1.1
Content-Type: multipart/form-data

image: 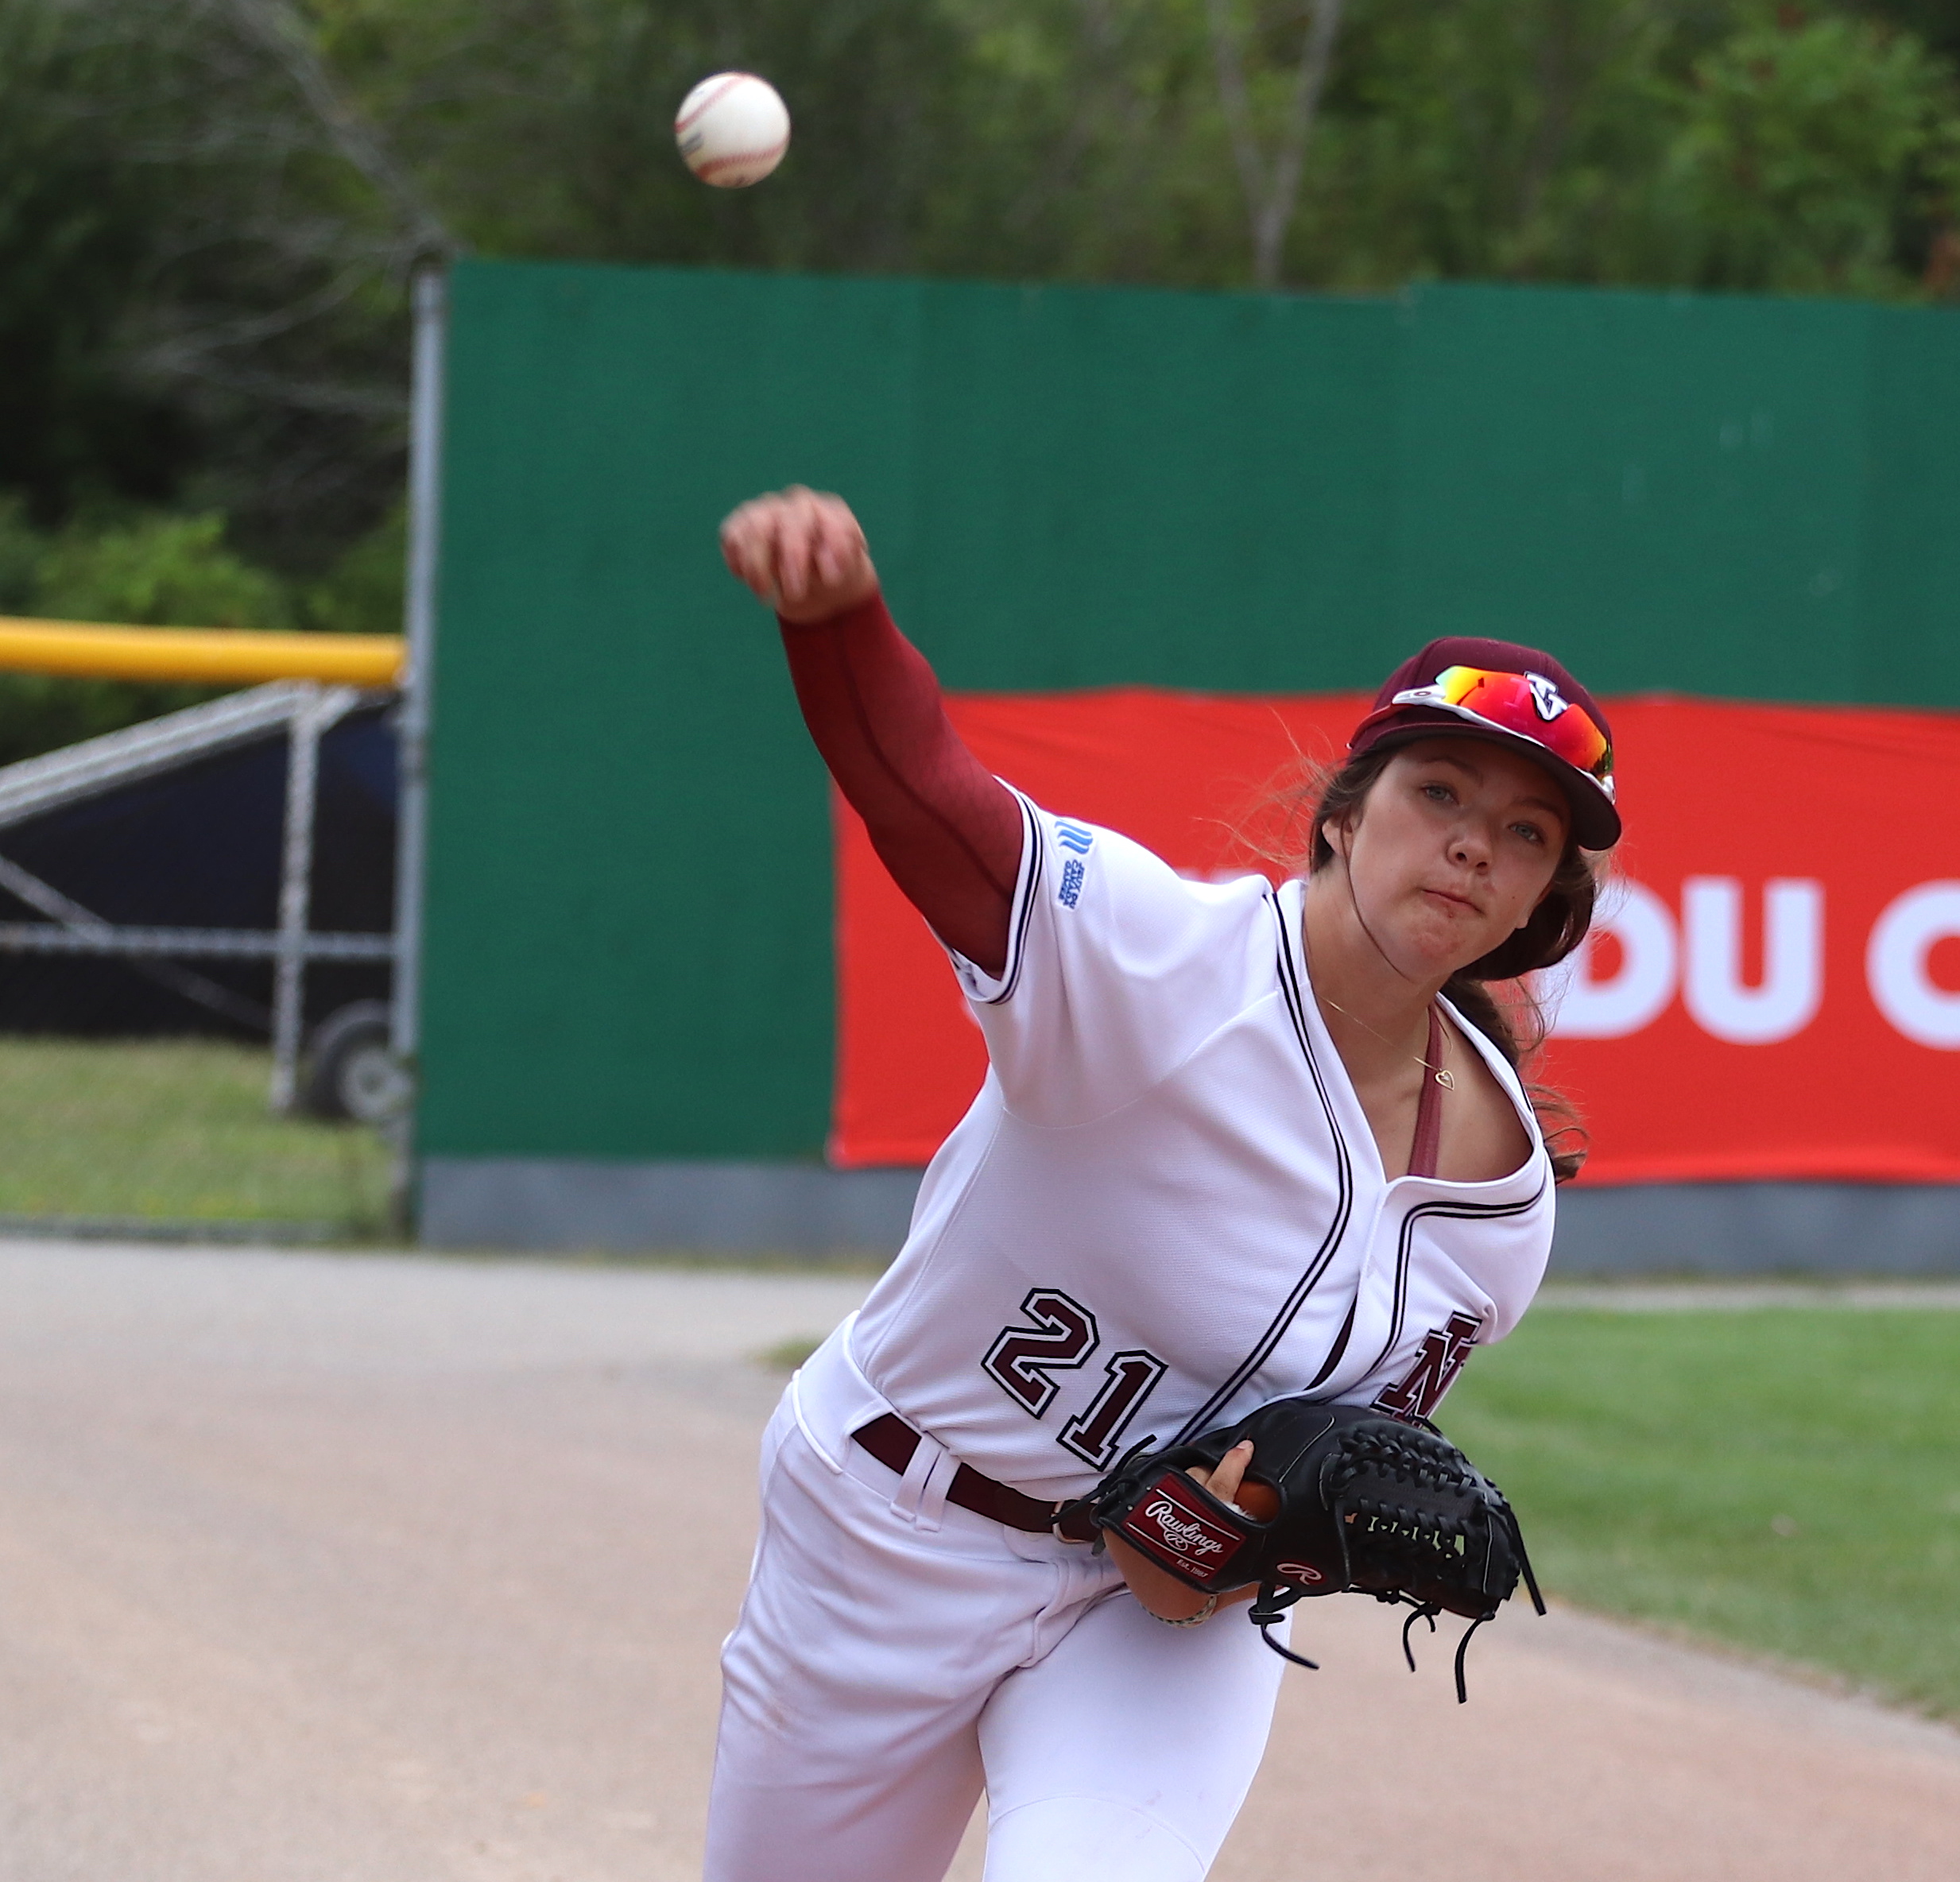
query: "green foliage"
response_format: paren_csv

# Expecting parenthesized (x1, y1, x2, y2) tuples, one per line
(0, 2, 188, 517)
(0, 501, 228, 764)
(0, 497, 402, 765)
(1445, 1306, 1960, 1719)
(1247, 1, 1960, 293)
(301, 504, 405, 637)
(0, 497, 42, 614)
(1297, 0, 1700, 286)
(0, 0, 412, 560)
(35, 511, 292, 630)
(327, 0, 1956, 298)
(1, 0, 1954, 606)
(1662, 12, 1960, 293)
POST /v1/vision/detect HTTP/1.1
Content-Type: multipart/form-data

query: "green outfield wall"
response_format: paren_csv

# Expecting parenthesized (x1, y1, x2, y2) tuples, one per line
(419, 258, 1960, 1195)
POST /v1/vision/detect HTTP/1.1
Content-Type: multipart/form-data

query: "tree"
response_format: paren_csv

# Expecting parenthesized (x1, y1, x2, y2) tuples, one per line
(0, 0, 425, 564)
(1657, 10, 1960, 293)
(1204, 0, 1346, 286)
(2, 0, 1955, 578)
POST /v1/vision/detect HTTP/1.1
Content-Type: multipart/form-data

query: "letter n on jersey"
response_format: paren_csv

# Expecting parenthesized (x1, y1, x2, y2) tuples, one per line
(1371, 1312, 1482, 1421)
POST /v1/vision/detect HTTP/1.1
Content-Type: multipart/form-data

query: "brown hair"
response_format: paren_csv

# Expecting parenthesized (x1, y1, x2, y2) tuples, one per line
(1265, 745, 1601, 1181)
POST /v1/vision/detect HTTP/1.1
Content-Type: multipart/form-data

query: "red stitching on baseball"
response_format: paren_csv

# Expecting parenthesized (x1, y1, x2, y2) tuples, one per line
(674, 73, 749, 134)
(694, 141, 788, 180)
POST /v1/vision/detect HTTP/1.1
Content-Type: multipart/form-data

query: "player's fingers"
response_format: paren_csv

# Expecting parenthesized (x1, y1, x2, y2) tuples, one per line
(815, 492, 867, 570)
(719, 500, 779, 597)
(812, 499, 853, 585)
(722, 488, 872, 616)
(720, 531, 765, 597)
(1207, 1439, 1256, 1504)
(1183, 1442, 1246, 1481)
(774, 492, 820, 604)
(797, 490, 860, 597)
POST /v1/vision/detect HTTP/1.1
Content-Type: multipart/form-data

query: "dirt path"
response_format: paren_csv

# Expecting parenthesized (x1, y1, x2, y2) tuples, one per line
(1, 1241, 1953, 1881)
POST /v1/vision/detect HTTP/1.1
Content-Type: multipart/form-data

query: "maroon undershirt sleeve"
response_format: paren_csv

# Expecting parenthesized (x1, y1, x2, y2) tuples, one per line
(777, 593, 1023, 979)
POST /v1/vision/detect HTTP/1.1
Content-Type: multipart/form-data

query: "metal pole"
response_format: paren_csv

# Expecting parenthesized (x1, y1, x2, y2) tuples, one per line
(388, 265, 449, 1226)
(269, 685, 363, 1114)
(269, 689, 325, 1113)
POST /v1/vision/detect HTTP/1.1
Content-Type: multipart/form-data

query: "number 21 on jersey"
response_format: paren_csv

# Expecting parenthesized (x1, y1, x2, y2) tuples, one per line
(982, 1287, 1168, 1467)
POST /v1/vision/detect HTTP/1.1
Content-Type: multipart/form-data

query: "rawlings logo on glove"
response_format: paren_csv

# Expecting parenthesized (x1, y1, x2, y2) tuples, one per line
(1118, 1479, 1245, 1578)
(1071, 1396, 1544, 1702)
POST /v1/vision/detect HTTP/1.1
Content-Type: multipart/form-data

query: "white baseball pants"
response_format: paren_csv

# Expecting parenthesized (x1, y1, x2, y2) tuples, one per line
(704, 1326, 1288, 1882)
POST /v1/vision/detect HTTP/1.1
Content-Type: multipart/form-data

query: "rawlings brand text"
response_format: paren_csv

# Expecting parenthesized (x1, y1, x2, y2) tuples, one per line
(1141, 1498, 1228, 1559)
(1117, 1473, 1244, 1582)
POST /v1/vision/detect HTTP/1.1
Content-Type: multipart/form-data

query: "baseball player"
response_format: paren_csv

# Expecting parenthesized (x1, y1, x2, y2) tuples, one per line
(708, 486, 1621, 1882)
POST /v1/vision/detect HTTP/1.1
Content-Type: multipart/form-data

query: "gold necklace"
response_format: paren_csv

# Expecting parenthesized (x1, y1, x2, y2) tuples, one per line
(1316, 993, 1455, 1089)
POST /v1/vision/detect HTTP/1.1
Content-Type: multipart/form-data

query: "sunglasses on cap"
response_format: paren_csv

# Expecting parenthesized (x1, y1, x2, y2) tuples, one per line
(1358, 664, 1615, 797)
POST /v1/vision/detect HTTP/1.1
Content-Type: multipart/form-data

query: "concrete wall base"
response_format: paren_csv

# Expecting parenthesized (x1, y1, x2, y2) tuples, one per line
(1550, 1182, 1960, 1275)
(420, 1157, 1960, 1274)
(418, 1156, 921, 1256)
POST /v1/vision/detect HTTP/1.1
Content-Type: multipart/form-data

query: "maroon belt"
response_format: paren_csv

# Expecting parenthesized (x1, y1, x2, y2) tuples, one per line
(852, 1413, 1098, 1543)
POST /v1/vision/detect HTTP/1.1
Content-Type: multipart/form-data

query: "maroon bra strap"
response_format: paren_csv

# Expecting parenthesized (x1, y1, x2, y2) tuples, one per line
(1408, 1005, 1447, 1179)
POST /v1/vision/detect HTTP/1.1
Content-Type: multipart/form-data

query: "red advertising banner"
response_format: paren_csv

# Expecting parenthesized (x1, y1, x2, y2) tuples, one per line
(831, 691, 1960, 1184)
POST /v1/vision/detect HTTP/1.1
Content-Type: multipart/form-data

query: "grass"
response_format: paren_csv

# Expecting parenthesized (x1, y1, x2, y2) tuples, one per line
(1443, 1307, 1960, 1720)
(0, 1036, 392, 1233)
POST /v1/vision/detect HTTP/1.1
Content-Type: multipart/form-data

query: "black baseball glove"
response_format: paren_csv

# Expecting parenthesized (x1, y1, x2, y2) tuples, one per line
(1074, 1396, 1544, 1701)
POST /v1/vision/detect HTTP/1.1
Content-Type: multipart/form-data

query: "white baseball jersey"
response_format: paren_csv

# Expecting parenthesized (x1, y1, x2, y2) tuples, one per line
(847, 792, 1555, 1504)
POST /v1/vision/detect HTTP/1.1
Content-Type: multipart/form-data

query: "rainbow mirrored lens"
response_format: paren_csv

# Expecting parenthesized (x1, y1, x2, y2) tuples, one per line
(1372, 664, 1613, 790)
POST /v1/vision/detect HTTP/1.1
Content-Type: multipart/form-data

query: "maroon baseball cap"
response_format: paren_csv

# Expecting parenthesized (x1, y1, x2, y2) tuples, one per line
(1349, 637, 1621, 849)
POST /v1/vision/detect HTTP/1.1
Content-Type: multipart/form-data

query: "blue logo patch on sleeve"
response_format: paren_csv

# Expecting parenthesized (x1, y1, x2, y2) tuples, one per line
(1059, 858, 1086, 907)
(1056, 821, 1094, 855)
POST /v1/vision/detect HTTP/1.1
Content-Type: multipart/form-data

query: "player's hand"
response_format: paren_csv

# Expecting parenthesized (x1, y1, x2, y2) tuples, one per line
(1106, 1441, 1267, 1622)
(1187, 1439, 1259, 1510)
(719, 486, 881, 624)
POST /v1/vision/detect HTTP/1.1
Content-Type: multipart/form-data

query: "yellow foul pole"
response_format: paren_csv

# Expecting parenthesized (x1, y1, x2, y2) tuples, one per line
(0, 618, 405, 687)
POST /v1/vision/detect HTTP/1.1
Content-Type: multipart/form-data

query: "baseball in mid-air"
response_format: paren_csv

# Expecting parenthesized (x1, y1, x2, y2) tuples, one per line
(675, 72, 790, 188)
